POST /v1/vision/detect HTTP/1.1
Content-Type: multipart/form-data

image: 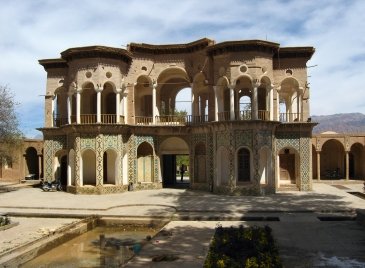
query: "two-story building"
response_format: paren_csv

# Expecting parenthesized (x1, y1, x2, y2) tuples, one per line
(39, 38, 315, 194)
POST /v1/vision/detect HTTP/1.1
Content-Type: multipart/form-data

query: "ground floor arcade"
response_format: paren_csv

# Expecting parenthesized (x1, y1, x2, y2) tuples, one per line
(42, 122, 313, 195)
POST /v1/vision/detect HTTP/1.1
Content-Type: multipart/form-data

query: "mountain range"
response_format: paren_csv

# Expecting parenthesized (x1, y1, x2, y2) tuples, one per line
(312, 113, 365, 134)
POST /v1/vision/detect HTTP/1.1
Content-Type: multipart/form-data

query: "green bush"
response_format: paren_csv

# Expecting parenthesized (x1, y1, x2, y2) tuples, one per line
(204, 225, 282, 268)
(0, 215, 10, 227)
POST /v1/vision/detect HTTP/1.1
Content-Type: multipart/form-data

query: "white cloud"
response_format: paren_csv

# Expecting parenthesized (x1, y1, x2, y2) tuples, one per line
(0, 0, 364, 137)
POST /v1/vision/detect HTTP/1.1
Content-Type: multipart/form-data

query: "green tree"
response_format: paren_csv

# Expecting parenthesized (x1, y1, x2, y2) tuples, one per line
(0, 85, 23, 165)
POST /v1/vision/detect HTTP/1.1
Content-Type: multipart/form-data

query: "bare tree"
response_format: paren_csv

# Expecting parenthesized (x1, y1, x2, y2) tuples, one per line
(0, 85, 23, 164)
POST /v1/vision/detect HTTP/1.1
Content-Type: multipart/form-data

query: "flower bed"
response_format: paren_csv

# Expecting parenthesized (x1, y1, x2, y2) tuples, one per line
(204, 225, 282, 268)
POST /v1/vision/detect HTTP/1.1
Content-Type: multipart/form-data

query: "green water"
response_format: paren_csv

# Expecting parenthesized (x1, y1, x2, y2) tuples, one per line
(21, 226, 156, 268)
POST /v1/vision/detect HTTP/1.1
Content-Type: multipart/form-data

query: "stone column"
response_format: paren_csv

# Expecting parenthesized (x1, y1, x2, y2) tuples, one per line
(268, 85, 274, 120)
(345, 151, 349, 180)
(252, 80, 259, 120)
(96, 85, 102, 123)
(51, 96, 55, 127)
(229, 85, 235, 120)
(152, 82, 157, 124)
(116, 90, 121, 123)
(76, 88, 81, 124)
(317, 151, 321, 180)
(67, 92, 72, 124)
(213, 86, 219, 121)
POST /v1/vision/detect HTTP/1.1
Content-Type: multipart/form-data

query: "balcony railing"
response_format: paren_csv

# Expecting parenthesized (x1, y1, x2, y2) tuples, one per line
(236, 110, 251, 120)
(279, 113, 302, 123)
(258, 110, 269, 121)
(55, 114, 125, 126)
(218, 111, 230, 121)
(135, 116, 153, 125)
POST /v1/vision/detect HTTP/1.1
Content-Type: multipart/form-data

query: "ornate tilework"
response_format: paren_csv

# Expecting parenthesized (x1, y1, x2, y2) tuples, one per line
(275, 132, 300, 152)
(234, 130, 253, 149)
(216, 131, 230, 148)
(81, 134, 96, 150)
(96, 134, 103, 186)
(300, 137, 311, 191)
(74, 136, 81, 186)
(104, 134, 118, 151)
(44, 140, 53, 181)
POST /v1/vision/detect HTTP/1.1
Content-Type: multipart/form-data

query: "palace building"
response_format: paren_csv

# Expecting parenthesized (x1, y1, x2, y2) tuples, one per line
(38, 38, 315, 195)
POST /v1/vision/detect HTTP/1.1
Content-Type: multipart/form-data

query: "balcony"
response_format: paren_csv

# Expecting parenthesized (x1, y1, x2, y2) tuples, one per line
(54, 114, 125, 126)
(279, 113, 302, 123)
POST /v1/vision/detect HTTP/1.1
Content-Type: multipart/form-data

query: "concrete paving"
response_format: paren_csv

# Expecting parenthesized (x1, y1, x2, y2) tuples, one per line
(0, 181, 365, 267)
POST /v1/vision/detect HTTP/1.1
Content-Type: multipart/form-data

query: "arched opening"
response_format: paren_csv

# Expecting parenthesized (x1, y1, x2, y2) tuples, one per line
(68, 149, 75, 186)
(239, 95, 251, 120)
(159, 137, 189, 187)
(137, 142, 154, 183)
(259, 147, 270, 184)
(320, 139, 345, 179)
(216, 146, 230, 186)
(349, 143, 364, 179)
(134, 75, 153, 124)
(279, 147, 298, 184)
(103, 149, 118, 184)
(194, 142, 206, 183)
(60, 155, 67, 186)
(157, 67, 190, 125)
(82, 149, 96, 185)
(237, 147, 251, 182)
(54, 87, 68, 126)
(236, 76, 252, 120)
(101, 82, 116, 123)
(81, 82, 97, 124)
(279, 78, 300, 122)
(25, 147, 39, 179)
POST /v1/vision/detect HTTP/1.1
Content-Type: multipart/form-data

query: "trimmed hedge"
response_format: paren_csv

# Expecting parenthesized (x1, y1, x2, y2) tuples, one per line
(0, 215, 10, 227)
(204, 225, 282, 268)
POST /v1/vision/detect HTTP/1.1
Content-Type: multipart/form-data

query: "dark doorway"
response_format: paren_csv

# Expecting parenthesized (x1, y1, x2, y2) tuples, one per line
(163, 155, 176, 187)
(60, 155, 67, 186)
(25, 147, 39, 178)
(280, 154, 295, 182)
(162, 154, 190, 188)
(237, 148, 250, 182)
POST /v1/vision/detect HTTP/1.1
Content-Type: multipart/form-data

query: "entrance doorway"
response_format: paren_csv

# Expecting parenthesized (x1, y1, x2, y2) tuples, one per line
(60, 155, 67, 186)
(279, 150, 296, 184)
(162, 154, 190, 188)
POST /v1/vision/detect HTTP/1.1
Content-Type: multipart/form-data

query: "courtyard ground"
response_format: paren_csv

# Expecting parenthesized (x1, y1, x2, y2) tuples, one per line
(0, 181, 365, 267)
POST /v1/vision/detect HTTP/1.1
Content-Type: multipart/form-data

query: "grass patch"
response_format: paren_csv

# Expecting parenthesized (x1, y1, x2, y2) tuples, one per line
(204, 224, 282, 268)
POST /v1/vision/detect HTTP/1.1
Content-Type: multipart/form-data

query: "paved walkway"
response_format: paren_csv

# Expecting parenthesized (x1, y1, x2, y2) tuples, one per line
(0, 181, 365, 267)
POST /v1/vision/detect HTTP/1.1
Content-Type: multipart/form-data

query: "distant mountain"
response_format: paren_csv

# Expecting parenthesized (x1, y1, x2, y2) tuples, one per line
(312, 113, 365, 134)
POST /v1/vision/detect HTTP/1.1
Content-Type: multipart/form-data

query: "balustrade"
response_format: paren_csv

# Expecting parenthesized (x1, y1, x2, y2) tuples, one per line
(279, 113, 302, 123)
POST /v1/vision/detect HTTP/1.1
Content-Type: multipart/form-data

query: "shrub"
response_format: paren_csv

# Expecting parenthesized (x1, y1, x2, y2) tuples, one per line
(204, 225, 282, 268)
(0, 215, 11, 227)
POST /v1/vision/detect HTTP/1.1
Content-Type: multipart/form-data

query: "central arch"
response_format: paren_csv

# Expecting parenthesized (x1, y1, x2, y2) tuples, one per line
(159, 137, 189, 187)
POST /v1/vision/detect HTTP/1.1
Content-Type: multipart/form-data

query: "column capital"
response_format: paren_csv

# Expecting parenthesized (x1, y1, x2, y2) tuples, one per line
(95, 84, 103, 93)
(228, 84, 235, 90)
(252, 79, 260, 88)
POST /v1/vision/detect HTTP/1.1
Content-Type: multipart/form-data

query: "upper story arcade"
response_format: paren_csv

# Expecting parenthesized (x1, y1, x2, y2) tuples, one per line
(39, 38, 315, 128)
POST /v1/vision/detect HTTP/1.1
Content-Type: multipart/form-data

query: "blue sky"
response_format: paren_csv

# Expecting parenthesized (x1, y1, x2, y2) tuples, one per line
(0, 0, 364, 137)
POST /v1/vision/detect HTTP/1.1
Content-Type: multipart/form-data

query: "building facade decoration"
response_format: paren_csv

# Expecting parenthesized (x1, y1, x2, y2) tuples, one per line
(38, 38, 316, 195)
